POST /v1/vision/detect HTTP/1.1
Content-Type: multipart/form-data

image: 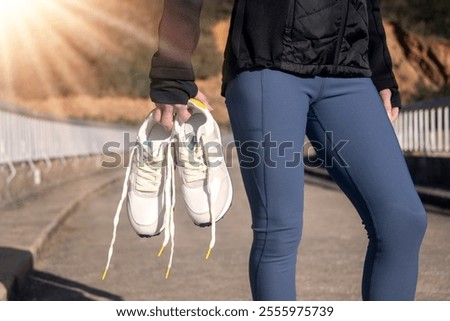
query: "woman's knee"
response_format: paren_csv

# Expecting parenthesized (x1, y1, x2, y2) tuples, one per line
(253, 221, 303, 259)
(375, 200, 427, 247)
(405, 202, 427, 242)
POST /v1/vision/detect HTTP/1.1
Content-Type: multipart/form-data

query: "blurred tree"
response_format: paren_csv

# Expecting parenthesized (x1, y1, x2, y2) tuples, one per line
(380, 0, 450, 39)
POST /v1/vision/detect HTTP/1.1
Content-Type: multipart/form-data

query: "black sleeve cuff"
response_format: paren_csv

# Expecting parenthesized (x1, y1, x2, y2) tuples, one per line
(390, 87, 402, 109)
(371, 76, 402, 109)
(150, 79, 198, 104)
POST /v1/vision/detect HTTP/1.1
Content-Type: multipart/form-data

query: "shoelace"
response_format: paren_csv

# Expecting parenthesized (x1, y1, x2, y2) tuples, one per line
(205, 165, 215, 260)
(102, 137, 176, 280)
(178, 144, 207, 183)
(178, 136, 216, 260)
(135, 149, 163, 193)
(157, 137, 176, 279)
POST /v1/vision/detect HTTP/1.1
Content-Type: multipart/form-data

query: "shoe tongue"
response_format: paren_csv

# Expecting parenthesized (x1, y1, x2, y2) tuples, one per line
(178, 130, 207, 186)
(181, 131, 203, 162)
(186, 132, 199, 151)
(142, 140, 166, 160)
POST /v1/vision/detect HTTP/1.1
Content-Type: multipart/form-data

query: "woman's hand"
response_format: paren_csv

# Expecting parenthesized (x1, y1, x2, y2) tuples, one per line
(153, 90, 213, 131)
(195, 90, 214, 112)
(379, 88, 399, 123)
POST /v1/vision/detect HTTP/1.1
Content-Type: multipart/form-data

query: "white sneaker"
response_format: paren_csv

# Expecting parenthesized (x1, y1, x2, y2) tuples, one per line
(175, 98, 233, 258)
(103, 111, 176, 280)
(126, 114, 174, 237)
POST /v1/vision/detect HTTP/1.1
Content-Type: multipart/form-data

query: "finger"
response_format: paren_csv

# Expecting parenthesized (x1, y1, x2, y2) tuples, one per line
(177, 106, 192, 123)
(153, 107, 162, 123)
(195, 90, 208, 103)
(160, 105, 174, 131)
(381, 97, 393, 121)
(205, 101, 214, 112)
(391, 107, 400, 122)
(383, 97, 392, 113)
(195, 90, 214, 111)
(385, 107, 393, 122)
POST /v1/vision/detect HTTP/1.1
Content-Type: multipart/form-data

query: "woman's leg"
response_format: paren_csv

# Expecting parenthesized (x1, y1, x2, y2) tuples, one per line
(225, 70, 319, 300)
(305, 77, 427, 300)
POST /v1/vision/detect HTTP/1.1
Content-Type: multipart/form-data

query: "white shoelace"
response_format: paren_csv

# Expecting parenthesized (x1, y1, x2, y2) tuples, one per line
(102, 138, 176, 280)
(135, 148, 163, 193)
(178, 144, 207, 183)
(157, 138, 176, 279)
(178, 136, 216, 260)
(205, 166, 215, 260)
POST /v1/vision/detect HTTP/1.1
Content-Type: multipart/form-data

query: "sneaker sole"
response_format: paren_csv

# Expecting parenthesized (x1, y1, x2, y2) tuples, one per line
(194, 199, 233, 228)
(137, 231, 162, 238)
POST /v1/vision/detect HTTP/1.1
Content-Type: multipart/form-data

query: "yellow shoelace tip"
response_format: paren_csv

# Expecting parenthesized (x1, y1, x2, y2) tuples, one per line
(158, 246, 165, 257)
(165, 267, 171, 279)
(205, 247, 212, 260)
(102, 269, 108, 281)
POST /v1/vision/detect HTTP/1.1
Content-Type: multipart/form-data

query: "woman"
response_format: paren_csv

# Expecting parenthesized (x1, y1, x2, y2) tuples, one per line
(149, 0, 427, 301)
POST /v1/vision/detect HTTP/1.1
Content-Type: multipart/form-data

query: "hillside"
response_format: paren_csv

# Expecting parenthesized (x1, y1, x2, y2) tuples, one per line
(386, 22, 450, 101)
(1, 0, 448, 125)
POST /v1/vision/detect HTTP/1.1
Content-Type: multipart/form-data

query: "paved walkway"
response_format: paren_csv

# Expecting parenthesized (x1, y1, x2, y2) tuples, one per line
(3, 161, 448, 301)
(0, 168, 124, 300)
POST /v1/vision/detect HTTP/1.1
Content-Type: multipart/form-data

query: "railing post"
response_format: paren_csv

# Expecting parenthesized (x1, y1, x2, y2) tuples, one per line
(413, 110, 419, 152)
(418, 109, 424, 153)
(398, 111, 405, 149)
(424, 109, 430, 154)
(430, 108, 436, 152)
(444, 105, 449, 153)
(408, 110, 414, 152)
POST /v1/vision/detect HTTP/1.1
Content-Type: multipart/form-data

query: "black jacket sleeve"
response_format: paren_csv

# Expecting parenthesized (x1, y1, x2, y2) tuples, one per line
(149, 0, 203, 104)
(367, 0, 402, 108)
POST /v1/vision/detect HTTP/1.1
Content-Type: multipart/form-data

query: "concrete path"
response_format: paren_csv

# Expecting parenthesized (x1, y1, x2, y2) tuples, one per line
(0, 167, 124, 300)
(12, 163, 450, 301)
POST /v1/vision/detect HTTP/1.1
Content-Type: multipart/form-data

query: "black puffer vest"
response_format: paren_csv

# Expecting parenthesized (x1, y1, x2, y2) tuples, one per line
(221, 0, 400, 105)
(282, 0, 369, 75)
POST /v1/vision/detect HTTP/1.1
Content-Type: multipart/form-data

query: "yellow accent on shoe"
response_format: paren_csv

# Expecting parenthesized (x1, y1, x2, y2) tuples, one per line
(205, 247, 212, 260)
(102, 268, 108, 281)
(158, 245, 165, 257)
(188, 98, 207, 110)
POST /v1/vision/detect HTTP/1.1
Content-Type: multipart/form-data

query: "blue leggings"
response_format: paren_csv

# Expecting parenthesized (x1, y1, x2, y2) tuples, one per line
(225, 70, 427, 301)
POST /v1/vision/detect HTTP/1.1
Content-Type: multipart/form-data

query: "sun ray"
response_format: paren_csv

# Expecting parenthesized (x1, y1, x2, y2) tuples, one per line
(61, 0, 189, 88)
(61, 0, 157, 48)
(0, 23, 16, 100)
(40, 0, 128, 58)
(0, 0, 162, 102)
(8, 7, 62, 100)
(69, 0, 192, 66)
(21, 2, 99, 97)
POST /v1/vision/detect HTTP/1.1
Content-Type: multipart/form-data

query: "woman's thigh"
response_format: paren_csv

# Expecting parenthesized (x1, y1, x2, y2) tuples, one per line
(225, 70, 319, 232)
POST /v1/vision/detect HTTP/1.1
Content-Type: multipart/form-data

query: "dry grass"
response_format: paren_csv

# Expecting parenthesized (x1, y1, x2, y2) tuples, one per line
(14, 96, 152, 125)
(13, 84, 230, 126)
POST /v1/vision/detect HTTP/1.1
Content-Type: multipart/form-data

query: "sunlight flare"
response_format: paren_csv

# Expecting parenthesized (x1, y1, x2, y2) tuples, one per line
(1, 0, 34, 13)
(0, 0, 45, 25)
(0, 0, 159, 102)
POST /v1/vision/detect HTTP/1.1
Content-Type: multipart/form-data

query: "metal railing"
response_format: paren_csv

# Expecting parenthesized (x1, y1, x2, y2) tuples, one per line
(1, 95, 449, 187)
(0, 100, 135, 185)
(393, 97, 450, 157)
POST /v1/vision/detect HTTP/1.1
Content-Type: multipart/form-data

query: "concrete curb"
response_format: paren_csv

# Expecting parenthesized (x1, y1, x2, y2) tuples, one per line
(0, 170, 123, 301)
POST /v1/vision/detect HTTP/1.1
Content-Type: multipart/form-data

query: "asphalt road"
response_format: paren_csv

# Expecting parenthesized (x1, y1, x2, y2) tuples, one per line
(15, 163, 450, 301)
